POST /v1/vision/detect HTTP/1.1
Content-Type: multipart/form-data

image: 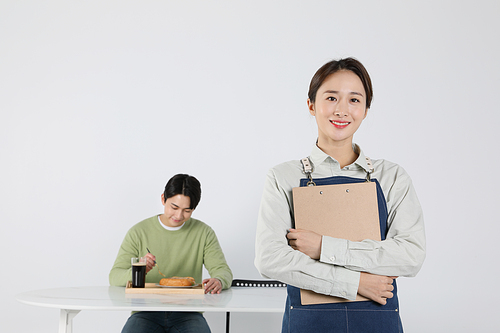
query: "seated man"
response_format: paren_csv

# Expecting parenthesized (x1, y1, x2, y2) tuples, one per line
(109, 173, 233, 333)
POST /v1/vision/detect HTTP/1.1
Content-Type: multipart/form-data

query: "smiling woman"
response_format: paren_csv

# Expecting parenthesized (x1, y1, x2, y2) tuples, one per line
(254, 57, 426, 333)
(307, 70, 368, 159)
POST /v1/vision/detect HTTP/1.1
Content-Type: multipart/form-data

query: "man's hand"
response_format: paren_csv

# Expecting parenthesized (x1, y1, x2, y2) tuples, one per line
(203, 278, 222, 294)
(143, 253, 156, 274)
(287, 228, 322, 260)
(358, 272, 397, 305)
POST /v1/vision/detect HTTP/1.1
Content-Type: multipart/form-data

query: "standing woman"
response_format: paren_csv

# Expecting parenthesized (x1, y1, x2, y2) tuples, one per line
(255, 58, 425, 332)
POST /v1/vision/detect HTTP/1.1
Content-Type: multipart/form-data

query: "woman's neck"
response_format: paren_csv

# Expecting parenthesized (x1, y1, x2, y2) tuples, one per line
(316, 139, 358, 168)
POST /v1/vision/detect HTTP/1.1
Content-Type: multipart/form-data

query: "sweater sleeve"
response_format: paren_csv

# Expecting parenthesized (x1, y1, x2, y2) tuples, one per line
(203, 227, 233, 289)
(109, 228, 141, 287)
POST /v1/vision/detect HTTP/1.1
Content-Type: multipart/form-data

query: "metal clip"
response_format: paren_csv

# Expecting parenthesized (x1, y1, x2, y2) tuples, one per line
(365, 171, 372, 182)
(306, 174, 316, 186)
(365, 156, 374, 182)
(301, 157, 316, 186)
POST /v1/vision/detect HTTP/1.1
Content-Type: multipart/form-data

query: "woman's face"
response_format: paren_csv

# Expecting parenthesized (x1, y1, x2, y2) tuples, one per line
(160, 194, 193, 228)
(308, 70, 367, 147)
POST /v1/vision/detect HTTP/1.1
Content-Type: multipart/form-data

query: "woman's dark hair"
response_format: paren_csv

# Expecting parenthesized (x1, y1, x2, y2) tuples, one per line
(308, 57, 373, 109)
(163, 174, 202, 210)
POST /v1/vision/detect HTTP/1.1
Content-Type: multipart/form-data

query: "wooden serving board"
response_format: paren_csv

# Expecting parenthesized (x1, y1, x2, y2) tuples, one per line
(125, 281, 205, 294)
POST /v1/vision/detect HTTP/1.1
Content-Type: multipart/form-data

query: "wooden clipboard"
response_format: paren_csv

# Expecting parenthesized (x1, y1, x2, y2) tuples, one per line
(292, 181, 381, 305)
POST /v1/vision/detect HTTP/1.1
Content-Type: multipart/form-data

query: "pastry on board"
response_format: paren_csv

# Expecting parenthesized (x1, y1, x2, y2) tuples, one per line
(159, 276, 196, 287)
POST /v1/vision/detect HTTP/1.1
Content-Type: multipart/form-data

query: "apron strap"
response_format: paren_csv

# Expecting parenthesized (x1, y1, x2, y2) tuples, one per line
(300, 158, 316, 186)
(301, 156, 374, 183)
(365, 156, 374, 182)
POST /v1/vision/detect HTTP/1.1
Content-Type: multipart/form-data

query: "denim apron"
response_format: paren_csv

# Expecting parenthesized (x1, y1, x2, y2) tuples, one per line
(282, 172, 403, 333)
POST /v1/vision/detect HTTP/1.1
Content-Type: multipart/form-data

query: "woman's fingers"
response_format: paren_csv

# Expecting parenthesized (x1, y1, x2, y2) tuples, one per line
(358, 272, 396, 305)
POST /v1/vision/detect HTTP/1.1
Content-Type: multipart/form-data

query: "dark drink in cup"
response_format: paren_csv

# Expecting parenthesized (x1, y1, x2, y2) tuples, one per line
(131, 258, 146, 288)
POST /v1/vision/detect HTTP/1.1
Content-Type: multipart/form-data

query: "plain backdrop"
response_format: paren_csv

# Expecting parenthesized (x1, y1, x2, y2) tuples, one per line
(1, 1, 499, 332)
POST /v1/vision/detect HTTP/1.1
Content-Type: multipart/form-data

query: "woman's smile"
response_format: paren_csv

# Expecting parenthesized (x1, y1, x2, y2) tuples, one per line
(330, 120, 350, 128)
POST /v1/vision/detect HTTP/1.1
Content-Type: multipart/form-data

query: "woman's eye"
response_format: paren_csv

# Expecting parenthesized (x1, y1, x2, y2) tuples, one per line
(351, 98, 360, 103)
(327, 96, 336, 101)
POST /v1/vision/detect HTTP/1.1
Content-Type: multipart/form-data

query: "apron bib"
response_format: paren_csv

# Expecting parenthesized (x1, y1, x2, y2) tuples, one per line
(282, 175, 403, 333)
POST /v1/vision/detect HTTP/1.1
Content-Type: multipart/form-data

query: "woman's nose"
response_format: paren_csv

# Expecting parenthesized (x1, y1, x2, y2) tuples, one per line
(334, 101, 348, 117)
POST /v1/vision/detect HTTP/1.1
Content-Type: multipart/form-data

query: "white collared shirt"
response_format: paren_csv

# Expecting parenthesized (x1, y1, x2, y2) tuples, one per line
(254, 144, 426, 300)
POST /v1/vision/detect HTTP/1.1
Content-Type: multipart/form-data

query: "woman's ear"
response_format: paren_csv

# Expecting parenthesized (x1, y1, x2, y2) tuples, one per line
(363, 107, 369, 119)
(161, 193, 166, 205)
(307, 99, 315, 116)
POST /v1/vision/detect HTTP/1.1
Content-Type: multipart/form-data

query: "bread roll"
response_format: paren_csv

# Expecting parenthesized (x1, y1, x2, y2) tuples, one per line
(159, 276, 196, 287)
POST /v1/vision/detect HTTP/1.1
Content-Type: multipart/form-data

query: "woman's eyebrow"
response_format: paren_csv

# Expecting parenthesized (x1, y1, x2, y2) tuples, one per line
(323, 90, 364, 97)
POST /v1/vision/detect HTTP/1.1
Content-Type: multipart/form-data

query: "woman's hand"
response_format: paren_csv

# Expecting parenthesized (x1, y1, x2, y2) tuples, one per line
(143, 253, 156, 274)
(287, 228, 322, 259)
(203, 278, 222, 294)
(357, 272, 397, 305)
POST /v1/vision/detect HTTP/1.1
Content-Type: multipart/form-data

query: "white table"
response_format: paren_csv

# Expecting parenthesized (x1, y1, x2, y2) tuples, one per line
(16, 286, 286, 333)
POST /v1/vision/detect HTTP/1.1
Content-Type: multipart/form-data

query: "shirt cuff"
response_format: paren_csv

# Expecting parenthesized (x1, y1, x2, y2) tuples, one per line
(320, 235, 348, 266)
(330, 266, 360, 300)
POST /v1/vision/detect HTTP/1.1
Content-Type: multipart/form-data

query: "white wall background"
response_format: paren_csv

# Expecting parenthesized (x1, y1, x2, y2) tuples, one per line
(1, 1, 499, 332)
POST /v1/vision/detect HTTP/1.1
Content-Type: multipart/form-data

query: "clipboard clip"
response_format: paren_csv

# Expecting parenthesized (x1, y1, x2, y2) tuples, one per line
(300, 157, 316, 186)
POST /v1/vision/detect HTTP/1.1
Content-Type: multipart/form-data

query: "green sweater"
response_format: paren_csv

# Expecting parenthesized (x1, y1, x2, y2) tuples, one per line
(109, 215, 233, 289)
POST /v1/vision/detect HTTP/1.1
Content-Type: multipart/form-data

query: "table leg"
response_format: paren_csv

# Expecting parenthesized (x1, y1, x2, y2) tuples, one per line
(226, 312, 230, 333)
(59, 309, 81, 333)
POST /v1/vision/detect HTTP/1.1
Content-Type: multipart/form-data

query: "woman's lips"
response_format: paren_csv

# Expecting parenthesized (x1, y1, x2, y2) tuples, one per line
(330, 120, 350, 129)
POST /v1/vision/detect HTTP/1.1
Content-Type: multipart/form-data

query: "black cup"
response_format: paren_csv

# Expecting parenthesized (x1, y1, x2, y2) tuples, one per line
(131, 258, 146, 288)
